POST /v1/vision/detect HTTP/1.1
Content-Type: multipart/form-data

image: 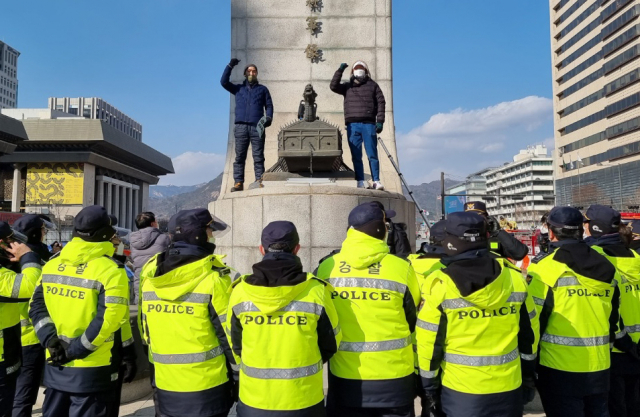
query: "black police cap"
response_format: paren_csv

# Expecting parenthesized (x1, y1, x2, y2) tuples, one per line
(464, 201, 488, 216)
(0, 222, 14, 240)
(170, 208, 219, 236)
(429, 220, 447, 243)
(547, 206, 583, 230)
(585, 205, 621, 236)
(261, 221, 300, 252)
(13, 214, 44, 234)
(348, 202, 386, 228)
(445, 211, 486, 240)
(74, 206, 112, 233)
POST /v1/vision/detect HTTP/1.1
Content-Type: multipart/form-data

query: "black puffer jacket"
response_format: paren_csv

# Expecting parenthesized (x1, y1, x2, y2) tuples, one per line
(330, 68, 386, 125)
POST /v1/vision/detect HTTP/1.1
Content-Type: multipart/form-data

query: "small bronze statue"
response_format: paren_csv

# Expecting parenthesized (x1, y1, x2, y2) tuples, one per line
(298, 84, 318, 122)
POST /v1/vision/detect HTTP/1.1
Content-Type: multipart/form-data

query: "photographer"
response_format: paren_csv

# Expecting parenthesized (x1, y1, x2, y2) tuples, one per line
(465, 201, 529, 261)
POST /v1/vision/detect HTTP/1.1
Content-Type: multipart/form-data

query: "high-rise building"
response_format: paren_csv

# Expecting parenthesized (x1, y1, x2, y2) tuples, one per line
(485, 146, 555, 229)
(551, 0, 640, 210)
(0, 41, 19, 110)
(48, 97, 142, 141)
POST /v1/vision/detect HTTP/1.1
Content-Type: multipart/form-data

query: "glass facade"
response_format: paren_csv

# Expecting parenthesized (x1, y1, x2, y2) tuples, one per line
(556, 159, 640, 210)
(558, 0, 602, 40)
(562, 92, 640, 135)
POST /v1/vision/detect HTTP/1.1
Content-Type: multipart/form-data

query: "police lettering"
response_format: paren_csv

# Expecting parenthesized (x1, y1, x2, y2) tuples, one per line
(331, 290, 392, 301)
(146, 303, 195, 315)
(244, 315, 308, 326)
(46, 286, 85, 300)
(567, 289, 611, 298)
(625, 284, 640, 293)
(458, 306, 517, 320)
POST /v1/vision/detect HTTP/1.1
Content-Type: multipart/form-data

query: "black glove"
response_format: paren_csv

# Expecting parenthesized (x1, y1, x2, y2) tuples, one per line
(522, 377, 536, 405)
(264, 116, 272, 127)
(122, 360, 138, 383)
(424, 391, 444, 417)
(339, 63, 348, 71)
(232, 380, 239, 403)
(486, 216, 501, 238)
(46, 337, 70, 366)
(229, 58, 240, 67)
(376, 122, 384, 134)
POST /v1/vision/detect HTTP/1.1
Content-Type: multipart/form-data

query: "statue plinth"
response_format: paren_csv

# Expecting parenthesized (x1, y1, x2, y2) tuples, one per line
(209, 185, 415, 274)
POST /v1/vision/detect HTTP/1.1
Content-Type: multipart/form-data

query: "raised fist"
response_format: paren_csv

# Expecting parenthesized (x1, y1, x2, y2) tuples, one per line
(229, 58, 241, 67)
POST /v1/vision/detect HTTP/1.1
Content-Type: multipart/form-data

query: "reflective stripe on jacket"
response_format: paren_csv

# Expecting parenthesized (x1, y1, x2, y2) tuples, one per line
(591, 245, 640, 352)
(139, 254, 234, 409)
(28, 238, 129, 393)
(528, 252, 618, 373)
(228, 274, 341, 412)
(316, 228, 421, 407)
(0, 253, 42, 371)
(417, 259, 539, 395)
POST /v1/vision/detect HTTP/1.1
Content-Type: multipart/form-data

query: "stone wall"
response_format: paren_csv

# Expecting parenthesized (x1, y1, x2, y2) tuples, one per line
(222, 0, 400, 196)
(209, 185, 415, 275)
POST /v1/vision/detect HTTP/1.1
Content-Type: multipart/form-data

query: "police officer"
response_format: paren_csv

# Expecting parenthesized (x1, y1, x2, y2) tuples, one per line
(0, 223, 42, 417)
(139, 208, 235, 417)
(29, 205, 134, 417)
(528, 206, 621, 416)
(583, 205, 640, 417)
(464, 201, 529, 261)
(416, 212, 539, 417)
(227, 221, 341, 416)
(11, 214, 51, 417)
(316, 202, 421, 417)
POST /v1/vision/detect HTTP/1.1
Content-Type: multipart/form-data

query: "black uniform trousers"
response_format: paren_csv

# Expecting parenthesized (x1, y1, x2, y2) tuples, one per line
(609, 374, 640, 417)
(538, 388, 609, 417)
(42, 388, 114, 417)
(0, 372, 18, 417)
(326, 397, 414, 417)
(12, 344, 45, 417)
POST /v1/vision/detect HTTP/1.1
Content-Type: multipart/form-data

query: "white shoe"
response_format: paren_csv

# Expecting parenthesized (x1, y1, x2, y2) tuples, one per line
(357, 181, 366, 188)
(373, 181, 385, 191)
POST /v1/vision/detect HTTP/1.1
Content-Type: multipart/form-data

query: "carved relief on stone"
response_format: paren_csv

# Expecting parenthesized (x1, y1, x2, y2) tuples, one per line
(306, 0, 322, 12)
(306, 16, 321, 36)
(305, 44, 322, 63)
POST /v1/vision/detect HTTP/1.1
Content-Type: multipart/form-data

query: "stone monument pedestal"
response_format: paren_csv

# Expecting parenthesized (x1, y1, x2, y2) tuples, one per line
(209, 184, 415, 275)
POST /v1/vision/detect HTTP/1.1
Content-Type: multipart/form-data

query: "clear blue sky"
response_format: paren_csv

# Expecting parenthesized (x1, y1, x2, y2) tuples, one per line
(2, 0, 553, 185)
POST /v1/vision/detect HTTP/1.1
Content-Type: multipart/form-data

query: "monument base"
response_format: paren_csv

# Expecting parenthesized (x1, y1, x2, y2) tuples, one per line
(209, 185, 416, 275)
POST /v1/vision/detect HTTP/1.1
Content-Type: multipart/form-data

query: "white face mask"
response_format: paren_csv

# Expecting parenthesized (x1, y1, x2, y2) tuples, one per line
(540, 226, 548, 234)
(208, 236, 216, 244)
(354, 69, 366, 78)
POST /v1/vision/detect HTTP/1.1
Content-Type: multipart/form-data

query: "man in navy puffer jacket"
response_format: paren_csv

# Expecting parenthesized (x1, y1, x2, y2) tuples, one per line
(221, 58, 274, 192)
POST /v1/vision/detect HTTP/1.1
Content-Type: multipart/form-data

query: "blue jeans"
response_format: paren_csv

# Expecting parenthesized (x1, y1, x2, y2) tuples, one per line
(347, 123, 380, 182)
(233, 123, 265, 183)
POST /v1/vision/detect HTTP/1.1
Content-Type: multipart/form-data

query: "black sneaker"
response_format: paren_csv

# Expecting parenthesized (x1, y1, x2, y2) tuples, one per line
(231, 182, 243, 192)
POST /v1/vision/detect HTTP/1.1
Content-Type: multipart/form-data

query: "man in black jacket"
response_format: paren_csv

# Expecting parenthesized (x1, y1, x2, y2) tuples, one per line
(465, 201, 529, 261)
(330, 61, 386, 191)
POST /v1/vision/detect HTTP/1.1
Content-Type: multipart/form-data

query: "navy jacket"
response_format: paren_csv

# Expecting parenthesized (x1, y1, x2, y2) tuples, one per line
(221, 65, 274, 126)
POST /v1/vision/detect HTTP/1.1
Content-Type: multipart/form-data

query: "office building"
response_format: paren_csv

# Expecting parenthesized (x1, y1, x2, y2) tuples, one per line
(48, 97, 142, 141)
(0, 113, 173, 231)
(0, 41, 19, 109)
(485, 146, 555, 229)
(551, 0, 640, 209)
